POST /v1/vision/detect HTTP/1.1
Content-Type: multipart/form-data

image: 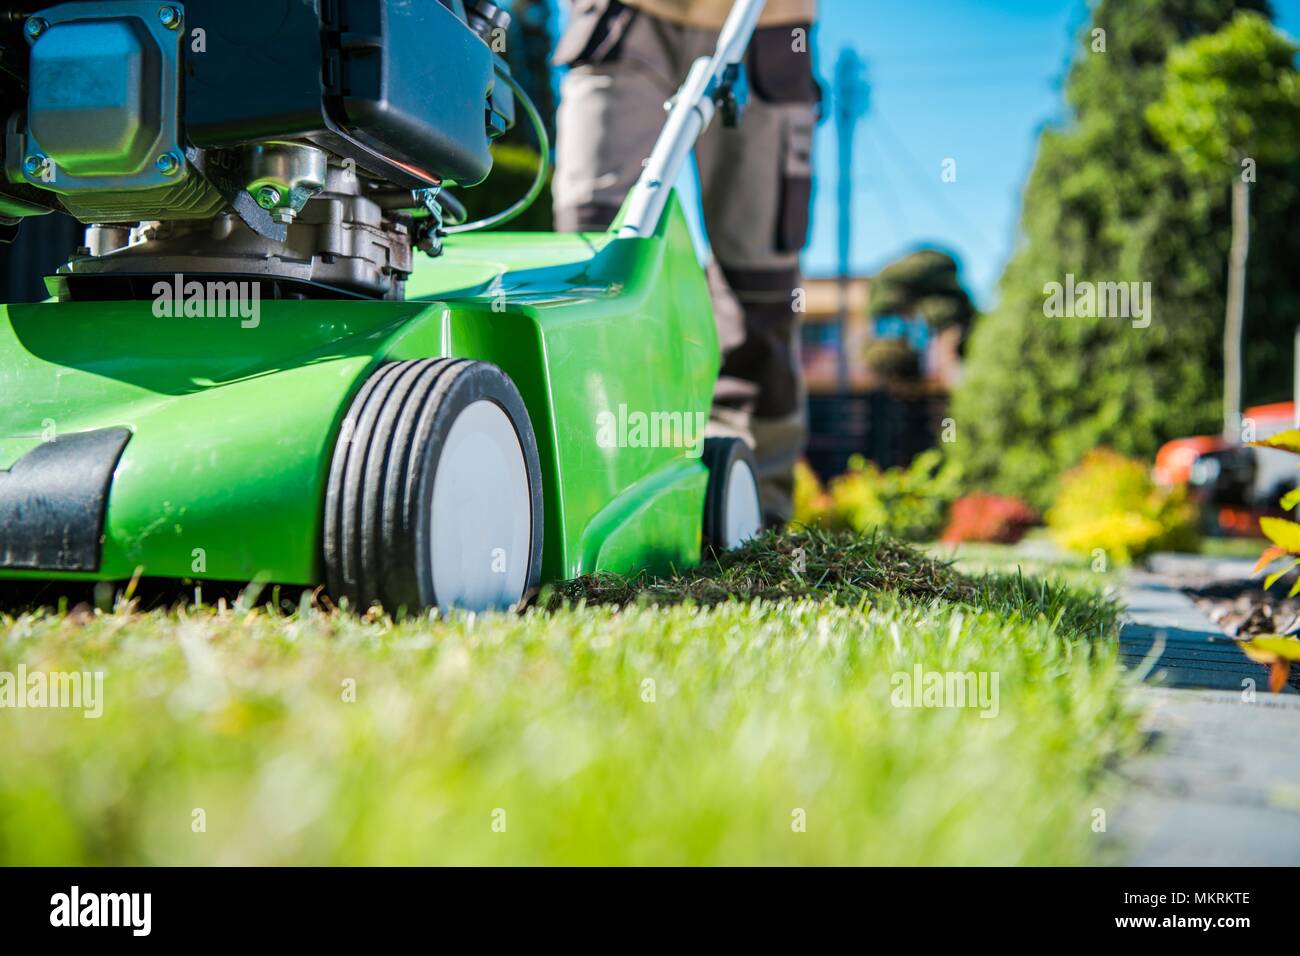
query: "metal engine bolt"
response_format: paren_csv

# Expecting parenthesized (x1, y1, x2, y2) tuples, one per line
(244, 142, 327, 219)
(24, 17, 47, 41)
(158, 6, 183, 30)
(255, 185, 282, 210)
(466, 1, 511, 42)
(22, 154, 46, 177)
(156, 152, 182, 176)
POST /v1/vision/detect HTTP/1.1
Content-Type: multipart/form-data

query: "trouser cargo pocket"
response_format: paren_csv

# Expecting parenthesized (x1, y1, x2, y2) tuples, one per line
(777, 109, 814, 253)
(551, 0, 639, 67)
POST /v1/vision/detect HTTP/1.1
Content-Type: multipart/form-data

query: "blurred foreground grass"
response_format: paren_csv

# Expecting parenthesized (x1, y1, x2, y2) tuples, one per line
(0, 531, 1139, 865)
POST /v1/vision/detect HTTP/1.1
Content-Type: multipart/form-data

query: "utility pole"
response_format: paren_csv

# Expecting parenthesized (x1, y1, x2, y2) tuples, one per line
(833, 48, 868, 391)
(1293, 327, 1299, 428)
(1223, 175, 1249, 440)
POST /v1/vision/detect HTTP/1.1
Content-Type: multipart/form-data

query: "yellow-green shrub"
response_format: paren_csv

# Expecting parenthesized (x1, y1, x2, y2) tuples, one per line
(1047, 449, 1198, 563)
(793, 451, 961, 542)
(793, 460, 832, 526)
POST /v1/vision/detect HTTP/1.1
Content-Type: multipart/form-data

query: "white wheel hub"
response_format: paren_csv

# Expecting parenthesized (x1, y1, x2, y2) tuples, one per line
(724, 458, 762, 548)
(429, 399, 532, 612)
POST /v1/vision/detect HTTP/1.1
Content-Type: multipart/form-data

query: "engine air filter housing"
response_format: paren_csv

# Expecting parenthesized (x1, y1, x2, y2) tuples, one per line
(183, 0, 499, 188)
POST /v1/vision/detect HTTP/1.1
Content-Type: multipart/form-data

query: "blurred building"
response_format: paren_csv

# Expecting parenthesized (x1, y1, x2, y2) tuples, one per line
(799, 275, 962, 393)
(798, 274, 960, 479)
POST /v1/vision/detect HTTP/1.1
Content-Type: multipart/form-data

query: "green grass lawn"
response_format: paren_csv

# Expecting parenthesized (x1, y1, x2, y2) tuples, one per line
(1198, 536, 1270, 560)
(0, 532, 1141, 865)
(931, 539, 1112, 585)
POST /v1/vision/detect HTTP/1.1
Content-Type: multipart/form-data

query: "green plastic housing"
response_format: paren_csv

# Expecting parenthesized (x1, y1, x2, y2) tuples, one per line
(0, 198, 719, 587)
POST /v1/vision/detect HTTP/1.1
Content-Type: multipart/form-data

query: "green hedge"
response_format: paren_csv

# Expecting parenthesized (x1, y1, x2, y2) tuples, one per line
(950, 0, 1300, 509)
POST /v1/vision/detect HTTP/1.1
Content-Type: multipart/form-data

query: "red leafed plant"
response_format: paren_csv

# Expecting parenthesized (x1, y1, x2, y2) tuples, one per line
(940, 493, 1038, 545)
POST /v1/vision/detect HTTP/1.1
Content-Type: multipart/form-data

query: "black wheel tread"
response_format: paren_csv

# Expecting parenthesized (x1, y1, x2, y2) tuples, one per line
(324, 358, 543, 614)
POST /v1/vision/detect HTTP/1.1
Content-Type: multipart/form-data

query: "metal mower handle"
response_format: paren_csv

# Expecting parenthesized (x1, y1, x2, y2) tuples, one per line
(616, 0, 767, 242)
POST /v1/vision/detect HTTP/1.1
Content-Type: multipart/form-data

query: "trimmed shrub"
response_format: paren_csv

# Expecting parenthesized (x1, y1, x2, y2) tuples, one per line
(1047, 449, 1199, 563)
(793, 459, 833, 526)
(792, 451, 962, 543)
(941, 494, 1038, 545)
(863, 338, 922, 382)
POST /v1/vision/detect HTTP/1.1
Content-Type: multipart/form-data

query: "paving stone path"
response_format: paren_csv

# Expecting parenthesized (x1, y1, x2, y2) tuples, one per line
(1113, 558, 1300, 865)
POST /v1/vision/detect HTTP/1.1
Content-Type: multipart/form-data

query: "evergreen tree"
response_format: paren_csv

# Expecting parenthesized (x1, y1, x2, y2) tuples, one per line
(950, 0, 1300, 508)
(870, 248, 976, 335)
(1148, 12, 1300, 437)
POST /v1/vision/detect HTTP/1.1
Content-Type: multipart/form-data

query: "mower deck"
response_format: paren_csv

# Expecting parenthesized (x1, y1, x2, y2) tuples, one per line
(0, 201, 718, 590)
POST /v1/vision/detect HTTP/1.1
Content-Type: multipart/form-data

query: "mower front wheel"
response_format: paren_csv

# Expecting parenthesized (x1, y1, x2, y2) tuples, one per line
(324, 359, 544, 614)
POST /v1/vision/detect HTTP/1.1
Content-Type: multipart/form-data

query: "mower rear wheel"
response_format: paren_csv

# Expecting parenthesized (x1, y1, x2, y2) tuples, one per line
(702, 436, 763, 552)
(324, 359, 544, 614)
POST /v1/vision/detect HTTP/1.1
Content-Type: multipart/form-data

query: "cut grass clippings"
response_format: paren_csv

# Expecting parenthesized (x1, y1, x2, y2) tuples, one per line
(550, 529, 1119, 640)
(0, 530, 1139, 865)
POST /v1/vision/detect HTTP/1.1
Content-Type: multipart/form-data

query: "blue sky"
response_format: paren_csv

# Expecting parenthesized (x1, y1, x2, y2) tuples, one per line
(805, 0, 1300, 305)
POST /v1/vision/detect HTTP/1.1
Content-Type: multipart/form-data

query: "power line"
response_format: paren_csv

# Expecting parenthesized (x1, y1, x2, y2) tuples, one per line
(858, 125, 910, 242)
(866, 109, 1001, 253)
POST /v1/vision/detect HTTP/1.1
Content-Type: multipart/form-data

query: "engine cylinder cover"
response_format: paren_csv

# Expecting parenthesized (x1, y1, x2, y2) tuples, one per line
(22, 1, 184, 194)
(30, 19, 158, 177)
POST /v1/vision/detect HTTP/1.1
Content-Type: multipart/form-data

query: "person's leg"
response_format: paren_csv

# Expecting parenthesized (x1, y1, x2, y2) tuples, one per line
(553, 9, 816, 523)
(552, 8, 759, 456)
(552, 2, 684, 232)
(695, 24, 818, 523)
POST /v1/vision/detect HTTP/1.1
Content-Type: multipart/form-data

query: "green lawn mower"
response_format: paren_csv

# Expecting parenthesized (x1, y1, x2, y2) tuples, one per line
(0, 0, 768, 612)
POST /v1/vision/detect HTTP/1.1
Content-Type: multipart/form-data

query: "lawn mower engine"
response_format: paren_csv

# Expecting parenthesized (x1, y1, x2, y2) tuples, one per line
(0, 0, 514, 300)
(0, 0, 762, 612)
